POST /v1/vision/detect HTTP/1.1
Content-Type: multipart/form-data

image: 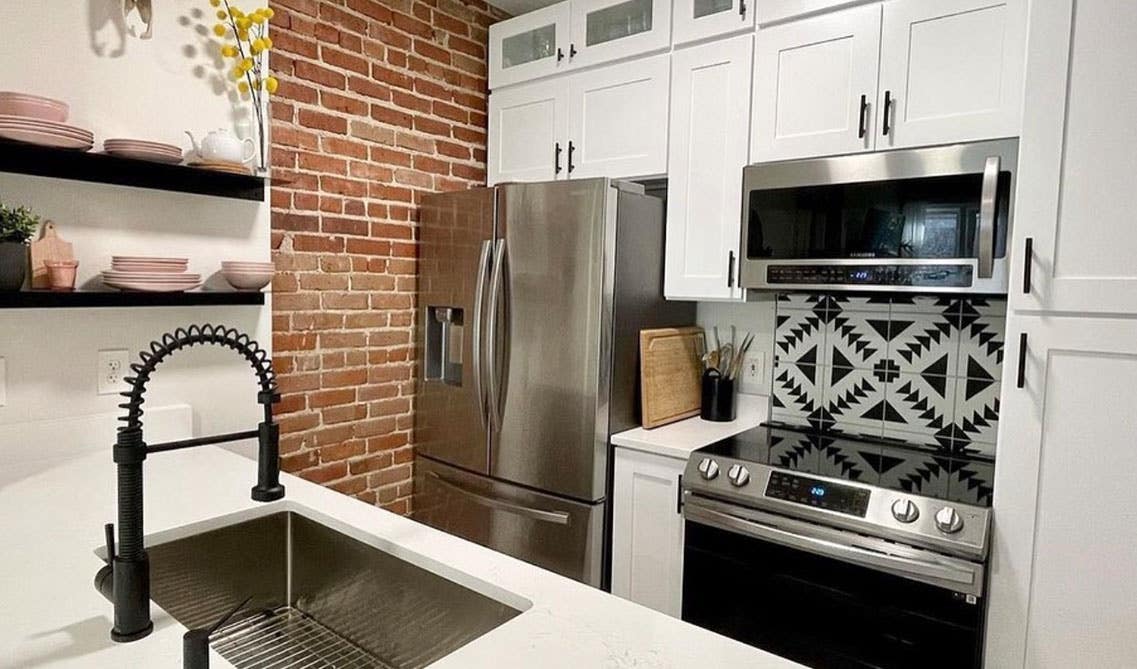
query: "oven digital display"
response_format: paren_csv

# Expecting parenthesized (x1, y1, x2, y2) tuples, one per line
(765, 472, 871, 517)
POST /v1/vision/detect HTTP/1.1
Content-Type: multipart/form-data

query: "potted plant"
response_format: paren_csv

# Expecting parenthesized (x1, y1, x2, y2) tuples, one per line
(0, 202, 40, 291)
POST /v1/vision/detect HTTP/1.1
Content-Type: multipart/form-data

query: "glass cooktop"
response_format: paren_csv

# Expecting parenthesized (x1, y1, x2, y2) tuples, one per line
(697, 423, 994, 507)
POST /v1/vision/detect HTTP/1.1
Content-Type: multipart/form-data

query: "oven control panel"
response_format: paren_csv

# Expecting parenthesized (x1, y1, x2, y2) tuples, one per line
(765, 472, 871, 517)
(766, 264, 974, 288)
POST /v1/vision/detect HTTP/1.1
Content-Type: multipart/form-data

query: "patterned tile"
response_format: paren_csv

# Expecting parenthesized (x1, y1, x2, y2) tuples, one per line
(821, 365, 885, 433)
(770, 362, 824, 429)
(887, 311, 962, 378)
(946, 457, 995, 506)
(825, 294, 892, 313)
(823, 309, 890, 369)
(951, 377, 1001, 457)
(889, 295, 962, 316)
(963, 296, 1007, 318)
(875, 445, 951, 499)
(776, 293, 828, 311)
(774, 309, 824, 367)
(882, 372, 957, 450)
(957, 315, 1006, 380)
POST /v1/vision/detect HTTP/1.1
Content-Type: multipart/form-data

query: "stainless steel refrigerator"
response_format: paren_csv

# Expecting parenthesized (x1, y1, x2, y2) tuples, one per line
(412, 178, 693, 588)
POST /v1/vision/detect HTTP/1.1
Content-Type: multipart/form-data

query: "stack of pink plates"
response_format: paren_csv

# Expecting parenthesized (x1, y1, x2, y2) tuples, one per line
(104, 256, 200, 292)
(0, 114, 93, 150)
(104, 139, 183, 164)
(0, 92, 69, 122)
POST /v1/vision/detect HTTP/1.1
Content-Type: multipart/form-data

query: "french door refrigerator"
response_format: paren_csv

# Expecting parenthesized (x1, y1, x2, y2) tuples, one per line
(413, 178, 693, 588)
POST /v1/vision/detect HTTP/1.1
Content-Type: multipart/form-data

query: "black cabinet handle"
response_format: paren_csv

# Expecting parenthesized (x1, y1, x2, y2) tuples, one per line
(882, 90, 893, 136)
(1023, 237, 1033, 294)
(569, 44, 577, 59)
(727, 251, 736, 288)
(554, 142, 562, 174)
(858, 94, 868, 139)
(567, 140, 575, 173)
(676, 474, 684, 514)
(557, 47, 565, 62)
(739, 0, 746, 17)
(1017, 332, 1028, 389)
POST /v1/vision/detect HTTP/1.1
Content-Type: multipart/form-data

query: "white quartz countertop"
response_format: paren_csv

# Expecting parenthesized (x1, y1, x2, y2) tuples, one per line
(611, 394, 768, 460)
(0, 443, 802, 668)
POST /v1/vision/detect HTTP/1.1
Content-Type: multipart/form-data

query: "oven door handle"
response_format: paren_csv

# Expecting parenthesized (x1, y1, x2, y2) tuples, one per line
(686, 504, 978, 588)
(977, 155, 1000, 279)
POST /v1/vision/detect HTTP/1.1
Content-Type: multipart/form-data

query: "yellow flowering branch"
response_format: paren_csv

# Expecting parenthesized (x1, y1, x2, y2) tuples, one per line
(210, 0, 278, 170)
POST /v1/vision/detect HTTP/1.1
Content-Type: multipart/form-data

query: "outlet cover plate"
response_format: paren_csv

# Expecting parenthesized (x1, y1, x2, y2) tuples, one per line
(739, 351, 766, 395)
(98, 349, 130, 395)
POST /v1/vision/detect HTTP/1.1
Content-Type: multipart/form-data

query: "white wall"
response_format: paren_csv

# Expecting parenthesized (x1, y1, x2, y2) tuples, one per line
(0, 2, 270, 463)
(695, 293, 776, 396)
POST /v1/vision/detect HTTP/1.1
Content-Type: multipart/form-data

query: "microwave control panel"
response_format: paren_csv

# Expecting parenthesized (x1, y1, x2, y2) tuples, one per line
(767, 264, 973, 288)
(765, 471, 871, 517)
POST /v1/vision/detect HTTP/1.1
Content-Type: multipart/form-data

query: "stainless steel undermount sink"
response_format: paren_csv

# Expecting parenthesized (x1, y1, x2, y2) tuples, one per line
(142, 508, 527, 669)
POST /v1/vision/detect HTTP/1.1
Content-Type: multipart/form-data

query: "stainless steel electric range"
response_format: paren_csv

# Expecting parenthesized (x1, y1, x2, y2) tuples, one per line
(681, 424, 993, 669)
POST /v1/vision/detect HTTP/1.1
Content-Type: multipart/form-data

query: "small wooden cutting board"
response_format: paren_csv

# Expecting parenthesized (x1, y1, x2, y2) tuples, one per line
(29, 221, 73, 289)
(640, 326, 705, 429)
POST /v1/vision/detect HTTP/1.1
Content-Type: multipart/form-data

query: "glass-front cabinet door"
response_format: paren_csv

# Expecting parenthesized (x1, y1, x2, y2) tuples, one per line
(673, 0, 755, 46)
(569, 0, 671, 69)
(489, 1, 571, 90)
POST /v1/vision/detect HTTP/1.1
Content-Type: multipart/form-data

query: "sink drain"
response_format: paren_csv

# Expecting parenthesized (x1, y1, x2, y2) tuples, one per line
(211, 606, 394, 669)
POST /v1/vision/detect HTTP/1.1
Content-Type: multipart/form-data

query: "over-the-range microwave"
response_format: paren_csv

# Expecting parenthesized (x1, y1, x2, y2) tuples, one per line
(739, 138, 1017, 294)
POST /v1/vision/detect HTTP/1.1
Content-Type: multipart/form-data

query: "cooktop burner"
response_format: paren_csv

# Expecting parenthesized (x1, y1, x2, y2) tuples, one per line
(698, 423, 994, 507)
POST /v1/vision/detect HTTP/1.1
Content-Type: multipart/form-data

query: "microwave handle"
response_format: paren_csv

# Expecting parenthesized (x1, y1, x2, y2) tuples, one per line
(977, 155, 1000, 279)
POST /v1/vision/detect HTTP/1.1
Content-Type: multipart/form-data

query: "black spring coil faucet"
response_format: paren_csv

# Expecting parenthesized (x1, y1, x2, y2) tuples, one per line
(94, 324, 285, 642)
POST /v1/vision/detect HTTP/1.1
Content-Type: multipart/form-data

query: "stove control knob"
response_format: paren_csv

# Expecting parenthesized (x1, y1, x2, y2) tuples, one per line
(697, 458, 720, 481)
(727, 464, 750, 487)
(890, 499, 920, 524)
(934, 506, 964, 534)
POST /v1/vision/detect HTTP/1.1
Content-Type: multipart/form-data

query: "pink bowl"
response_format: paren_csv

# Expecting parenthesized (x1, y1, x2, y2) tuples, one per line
(0, 93, 69, 123)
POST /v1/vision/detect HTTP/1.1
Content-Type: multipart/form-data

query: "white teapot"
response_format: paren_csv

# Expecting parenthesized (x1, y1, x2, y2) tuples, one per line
(186, 129, 256, 165)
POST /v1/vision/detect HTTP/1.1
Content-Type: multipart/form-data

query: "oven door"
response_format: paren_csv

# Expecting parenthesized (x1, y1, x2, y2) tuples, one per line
(740, 139, 1017, 294)
(682, 495, 985, 669)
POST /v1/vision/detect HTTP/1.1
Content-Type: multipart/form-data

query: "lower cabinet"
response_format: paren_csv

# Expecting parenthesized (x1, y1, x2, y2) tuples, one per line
(611, 446, 686, 617)
(986, 315, 1137, 667)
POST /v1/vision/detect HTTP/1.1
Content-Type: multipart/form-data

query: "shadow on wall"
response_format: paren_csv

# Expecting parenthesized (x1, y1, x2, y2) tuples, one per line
(88, 0, 128, 57)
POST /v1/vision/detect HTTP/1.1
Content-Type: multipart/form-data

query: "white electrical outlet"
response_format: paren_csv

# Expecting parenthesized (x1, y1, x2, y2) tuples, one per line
(0, 357, 6, 406)
(740, 351, 766, 393)
(98, 349, 130, 395)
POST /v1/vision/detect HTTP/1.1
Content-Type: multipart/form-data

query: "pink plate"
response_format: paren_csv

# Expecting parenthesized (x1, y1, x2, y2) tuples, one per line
(104, 280, 203, 293)
(104, 138, 181, 151)
(0, 115, 92, 138)
(104, 148, 183, 164)
(111, 264, 188, 273)
(0, 93, 68, 122)
(103, 271, 200, 280)
(111, 256, 188, 263)
(0, 126, 91, 150)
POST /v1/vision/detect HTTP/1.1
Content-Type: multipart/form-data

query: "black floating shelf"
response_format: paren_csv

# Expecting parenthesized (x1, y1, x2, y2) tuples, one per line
(0, 141, 265, 201)
(0, 290, 266, 309)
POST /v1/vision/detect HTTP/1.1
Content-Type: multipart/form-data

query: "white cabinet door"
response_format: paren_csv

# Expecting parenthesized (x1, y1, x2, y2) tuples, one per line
(665, 35, 752, 301)
(1008, 0, 1137, 315)
(986, 316, 1137, 668)
(757, 0, 870, 25)
(489, 2, 572, 90)
(611, 447, 686, 617)
(569, 0, 671, 69)
(877, 0, 1026, 150)
(487, 79, 570, 185)
(567, 53, 669, 179)
(751, 3, 882, 162)
(673, 0, 754, 46)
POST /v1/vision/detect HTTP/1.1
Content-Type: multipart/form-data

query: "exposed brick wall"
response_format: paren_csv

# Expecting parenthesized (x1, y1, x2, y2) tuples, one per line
(268, 0, 509, 514)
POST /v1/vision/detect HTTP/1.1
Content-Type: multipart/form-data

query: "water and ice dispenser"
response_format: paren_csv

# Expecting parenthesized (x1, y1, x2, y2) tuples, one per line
(425, 306, 463, 386)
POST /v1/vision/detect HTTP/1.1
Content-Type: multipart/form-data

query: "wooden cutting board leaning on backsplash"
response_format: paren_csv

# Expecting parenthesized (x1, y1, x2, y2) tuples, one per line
(640, 326, 705, 429)
(29, 222, 73, 289)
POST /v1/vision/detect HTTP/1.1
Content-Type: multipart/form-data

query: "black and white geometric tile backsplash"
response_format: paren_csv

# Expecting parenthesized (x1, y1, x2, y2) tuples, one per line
(771, 293, 1006, 459)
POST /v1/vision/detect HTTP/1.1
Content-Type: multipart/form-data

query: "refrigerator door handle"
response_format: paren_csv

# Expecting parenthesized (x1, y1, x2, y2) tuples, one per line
(428, 471, 571, 525)
(487, 239, 507, 432)
(472, 240, 493, 429)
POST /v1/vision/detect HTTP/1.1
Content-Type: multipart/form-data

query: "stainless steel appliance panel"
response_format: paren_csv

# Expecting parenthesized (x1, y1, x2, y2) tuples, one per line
(414, 456, 605, 586)
(489, 178, 614, 502)
(416, 189, 496, 474)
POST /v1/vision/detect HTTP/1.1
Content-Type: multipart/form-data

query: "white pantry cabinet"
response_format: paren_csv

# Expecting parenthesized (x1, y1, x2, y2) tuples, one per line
(570, 0, 672, 69)
(489, 2, 572, 90)
(565, 53, 670, 179)
(611, 446, 686, 617)
(487, 78, 570, 185)
(877, 0, 1026, 150)
(665, 35, 752, 301)
(672, 0, 755, 46)
(1007, 0, 1137, 315)
(751, 3, 881, 162)
(986, 316, 1137, 668)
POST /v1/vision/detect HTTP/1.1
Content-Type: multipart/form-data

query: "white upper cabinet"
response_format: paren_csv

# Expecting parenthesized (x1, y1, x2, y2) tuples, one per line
(569, 0, 672, 69)
(666, 35, 752, 300)
(757, 0, 869, 25)
(752, 3, 881, 162)
(489, 2, 572, 90)
(877, 0, 1026, 150)
(487, 79, 570, 185)
(611, 447, 686, 617)
(566, 53, 670, 179)
(673, 0, 755, 46)
(1007, 0, 1137, 315)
